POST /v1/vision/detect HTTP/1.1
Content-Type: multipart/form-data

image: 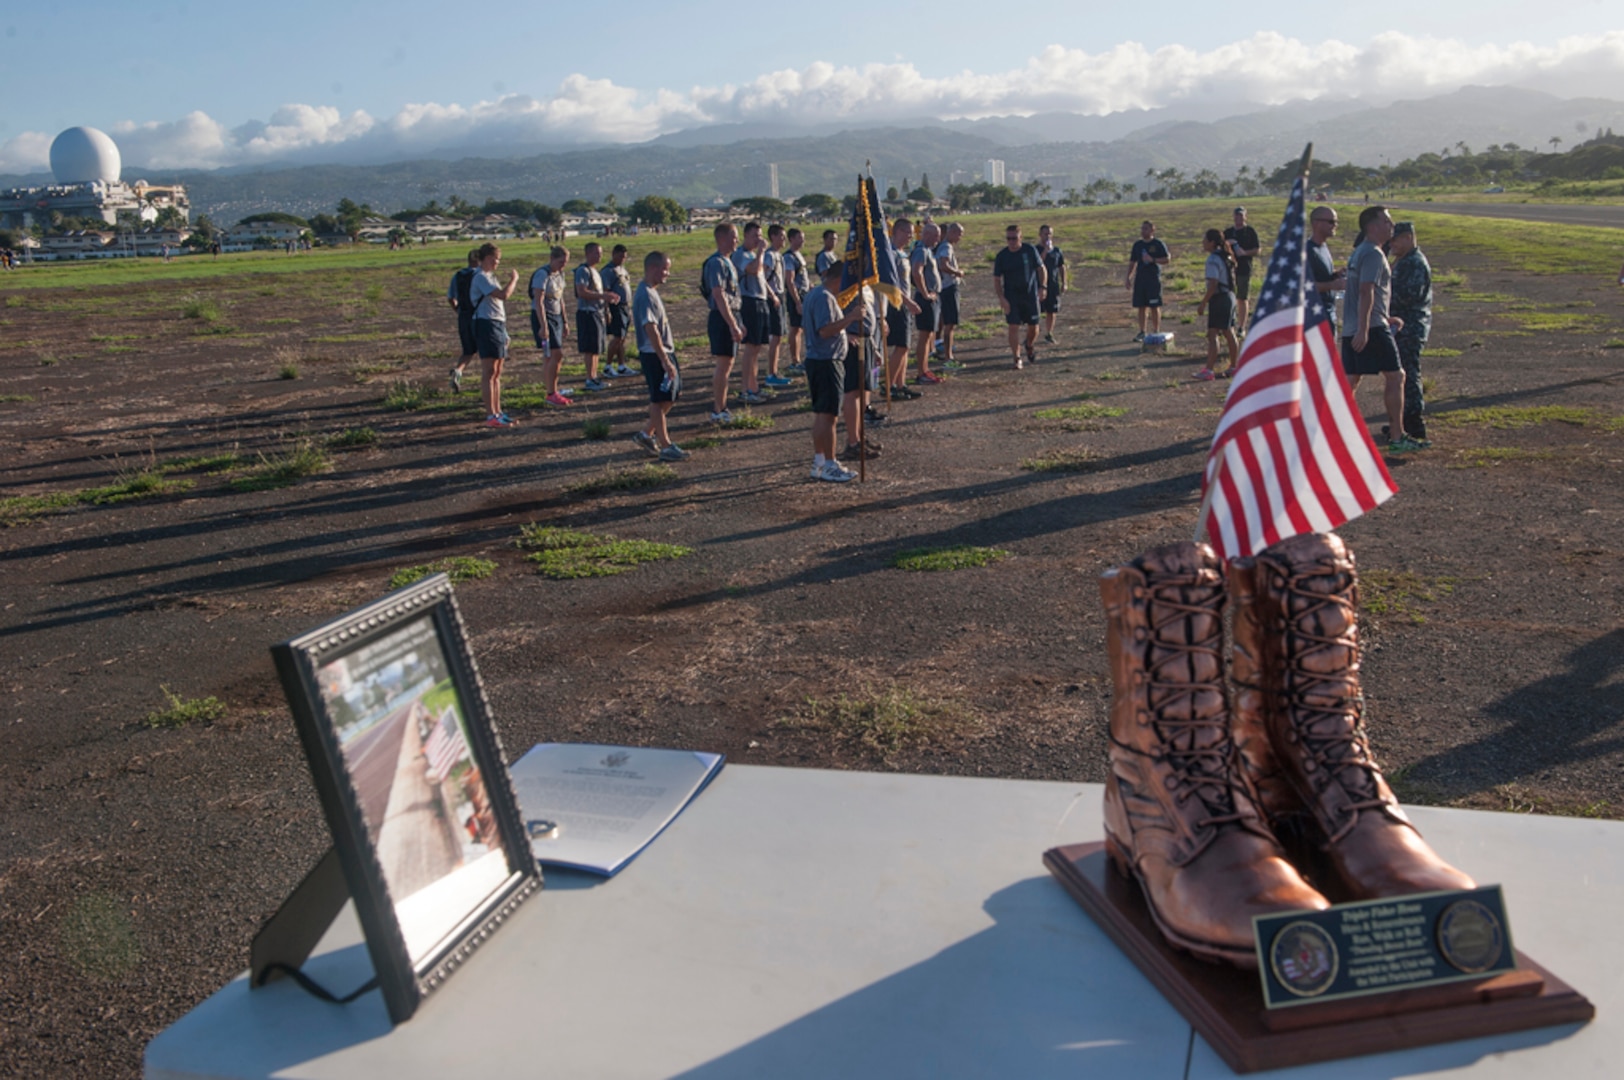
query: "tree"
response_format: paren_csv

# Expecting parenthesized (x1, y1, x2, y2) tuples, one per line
(729, 196, 793, 219)
(1550, 135, 1563, 151)
(154, 206, 187, 230)
(885, 185, 899, 201)
(239, 211, 309, 227)
(307, 213, 340, 236)
(794, 193, 840, 219)
(561, 198, 595, 214)
(907, 186, 932, 203)
(603, 193, 619, 214)
(629, 194, 687, 226)
(918, 172, 931, 198)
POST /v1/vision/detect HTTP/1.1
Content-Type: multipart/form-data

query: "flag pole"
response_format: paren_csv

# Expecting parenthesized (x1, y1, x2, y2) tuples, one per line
(1194, 142, 1314, 546)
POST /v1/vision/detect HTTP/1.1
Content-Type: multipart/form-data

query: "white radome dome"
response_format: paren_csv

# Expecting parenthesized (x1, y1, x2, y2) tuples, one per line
(50, 127, 122, 185)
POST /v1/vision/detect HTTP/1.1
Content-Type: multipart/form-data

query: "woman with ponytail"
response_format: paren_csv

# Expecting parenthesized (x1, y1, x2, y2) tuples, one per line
(1193, 228, 1240, 380)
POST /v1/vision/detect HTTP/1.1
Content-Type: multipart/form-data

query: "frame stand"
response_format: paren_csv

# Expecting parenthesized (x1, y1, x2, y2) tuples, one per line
(1044, 841, 1593, 1074)
(250, 847, 349, 990)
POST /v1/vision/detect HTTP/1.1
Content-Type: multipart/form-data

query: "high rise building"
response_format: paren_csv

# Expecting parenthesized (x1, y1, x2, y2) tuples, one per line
(983, 159, 1006, 187)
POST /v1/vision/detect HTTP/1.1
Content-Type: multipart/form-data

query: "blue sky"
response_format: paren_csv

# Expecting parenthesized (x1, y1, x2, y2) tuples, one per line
(3, 1, 1620, 171)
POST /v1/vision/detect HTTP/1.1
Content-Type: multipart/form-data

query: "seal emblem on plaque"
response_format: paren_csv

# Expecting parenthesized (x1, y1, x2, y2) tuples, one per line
(1437, 899, 1505, 974)
(1269, 921, 1339, 998)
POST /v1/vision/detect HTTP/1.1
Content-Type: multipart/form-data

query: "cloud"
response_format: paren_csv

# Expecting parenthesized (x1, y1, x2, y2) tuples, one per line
(2, 30, 1622, 173)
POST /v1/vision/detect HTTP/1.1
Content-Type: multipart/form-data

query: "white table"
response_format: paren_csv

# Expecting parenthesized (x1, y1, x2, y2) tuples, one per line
(146, 766, 1620, 1079)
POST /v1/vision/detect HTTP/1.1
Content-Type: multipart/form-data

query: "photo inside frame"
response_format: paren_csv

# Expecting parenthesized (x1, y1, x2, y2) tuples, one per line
(315, 615, 511, 963)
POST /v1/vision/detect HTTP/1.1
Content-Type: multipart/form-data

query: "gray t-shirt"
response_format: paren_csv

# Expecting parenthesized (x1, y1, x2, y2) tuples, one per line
(801, 284, 847, 362)
(911, 242, 942, 296)
(784, 249, 809, 296)
(633, 281, 673, 356)
(528, 267, 550, 314)
(935, 240, 959, 290)
(732, 248, 766, 299)
(891, 248, 912, 301)
(704, 252, 740, 312)
(763, 249, 784, 303)
(469, 270, 505, 322)
(605, 261, 632, 306)
(815, 248, 839, 276)
(574, 263, 602, 313)
(1204, 252, 1233, 290)
(1343, 241, 1391, 334)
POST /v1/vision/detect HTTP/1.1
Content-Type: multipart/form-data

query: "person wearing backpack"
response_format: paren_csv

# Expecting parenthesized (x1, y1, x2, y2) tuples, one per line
(1193, 228, 1240, 380)
(993, 223, 1047, 369)
(446, 248, 479, 392)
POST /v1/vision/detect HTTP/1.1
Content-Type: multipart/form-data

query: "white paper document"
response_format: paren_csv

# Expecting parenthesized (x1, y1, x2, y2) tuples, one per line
(509, 743, 724, 876)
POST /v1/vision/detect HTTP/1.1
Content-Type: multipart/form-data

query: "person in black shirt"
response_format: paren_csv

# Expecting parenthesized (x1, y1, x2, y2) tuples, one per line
(1223, 207, 1261, 332)
(1306, 206, 1347, 337)
(993, 223, 1047, 368)
(1125, 220, 1170, 341)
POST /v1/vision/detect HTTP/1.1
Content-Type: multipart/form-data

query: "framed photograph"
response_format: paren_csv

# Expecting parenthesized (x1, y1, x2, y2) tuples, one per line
(271, 573, 541, 1023)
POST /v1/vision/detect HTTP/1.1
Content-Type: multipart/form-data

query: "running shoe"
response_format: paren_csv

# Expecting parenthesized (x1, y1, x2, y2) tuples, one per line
(817, 461, 857, 483)
(632, 430, 659, 456)
(840, 442, 880, 461)
(599, 367, 617, 379)
(614, 363, 635, 377)
(448, 366, 463, 392)
(582, 378, 609, 392)
(709, 410, 734, 425)
(916, 372, 943, 385)
(740, 389, 771, 405)
(498, 412, 513, 424)
(1043, 333, 1056, 345)
(891, 384, 922, 400)
(785, 362, 806, 375)
(545, 391, 574, 407)
(763, 374, 794, 388)
(484, 414, 510, 427)
(1133, 332, 1146, 343)
(941, 357, 964, 370)
(864, 408, 889, 427)
(658, 444, 691, 462)
(1190, 368, 1216, 381)
(1387, 435, 1426, 454)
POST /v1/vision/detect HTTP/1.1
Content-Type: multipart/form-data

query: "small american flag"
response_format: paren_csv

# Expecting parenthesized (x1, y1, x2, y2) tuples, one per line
(423, 708, 468, 783)
(1198, 154, 1396, 560)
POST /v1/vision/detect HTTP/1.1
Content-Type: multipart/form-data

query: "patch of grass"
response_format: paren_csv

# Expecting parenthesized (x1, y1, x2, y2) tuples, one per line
(1602, 339, 1624, 350)
(1448, 447, 1554, 469)
(582, 417, 612, 440)
(1499, 310, 1607, 333)
(776, 685, 977, 762)
(1435, 405, 1603, 429)
(517, 523, 692, 578)
(0, 393, 34, 403)
(1033, 402, 1128, 422)
(719, 409, 773, 430)
(1432, 269, 1466, 288)
(102, 344, 139, 354)
(1, 468, 196, 524)
(1361, 569, 1456, 624)
(57, 892, 142, 982)
(229, 441, 332, 491)
(262, 317, 301, 325)
(327, 427, 379, 450)
(1019, 448, 1101, 472)
(1179, 316, 1194, 324)
(89, 333, 138, 342)
(388, 556, 498, 590)
(1452, 290, 1518, 304)
(312, 331, 395, 343)
(674, 335, 709, 352)
(568, 463, 679, 495)
(1426, 347, 1463, 358)
(278, 364, 300, 380)
(145, 686, 227, 729)
(38, 354, 58, 366)
(180, 294, 221, 321)
(381, 379, 430, 411)
(363, 283, 385, 304)
(680, 435, 726, 450)
(161, 452, 243, 475)
(351, 360, 406, 378)
(193, 322, 239, 336)
(890, 544, 1009, 571)
(1094, 368, 1144, 381)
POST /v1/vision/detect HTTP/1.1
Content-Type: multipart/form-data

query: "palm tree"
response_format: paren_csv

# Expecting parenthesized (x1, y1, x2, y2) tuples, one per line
(1549, 135, 1563, 151)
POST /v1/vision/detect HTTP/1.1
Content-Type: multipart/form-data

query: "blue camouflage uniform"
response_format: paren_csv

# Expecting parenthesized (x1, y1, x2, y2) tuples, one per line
(1390, 244, 1432, 440)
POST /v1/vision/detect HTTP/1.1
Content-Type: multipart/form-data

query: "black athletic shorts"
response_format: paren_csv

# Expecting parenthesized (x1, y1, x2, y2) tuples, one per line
(740, 296, 770, 346)
(767, 301, 784, 339)
(473, 317, 508, 360)
(708, 308, 738, 358)
(1341, 326, 1402, 376)
(806, 358, 842, 415)
(1132, 276, 1163, 309)
(940, 286, 960, 326)
(1005, 296, 1040, 326)
(606, 302, 630, 339)
(1235, 261, 1254, 301)
(546, 312, 564, 351)
(529, 310, 546, 350)
(787, 299, 803, 329)
(1207, 290, 1236, 331)
(885, 305, 914, 350)
(640, 351, 680, 404)
(458, 314, 477, 355)
(577, 309, 605, 355)
(1040, 291, 1061, 315)
(915, 297, 940, 334)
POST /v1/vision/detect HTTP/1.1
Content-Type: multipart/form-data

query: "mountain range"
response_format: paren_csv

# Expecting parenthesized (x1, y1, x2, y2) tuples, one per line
(4, 86, 1621, 223)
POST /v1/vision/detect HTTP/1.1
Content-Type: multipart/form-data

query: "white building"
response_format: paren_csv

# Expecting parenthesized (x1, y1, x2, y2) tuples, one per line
(984, 159, 1006, 187)
(0, 127, 189, 231)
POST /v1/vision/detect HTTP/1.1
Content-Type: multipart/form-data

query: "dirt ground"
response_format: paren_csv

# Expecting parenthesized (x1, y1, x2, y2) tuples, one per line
(2, 226, 1622, 1077)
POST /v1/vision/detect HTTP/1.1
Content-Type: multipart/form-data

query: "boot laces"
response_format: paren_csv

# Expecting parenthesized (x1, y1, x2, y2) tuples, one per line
(1145, 583, 1244, 828)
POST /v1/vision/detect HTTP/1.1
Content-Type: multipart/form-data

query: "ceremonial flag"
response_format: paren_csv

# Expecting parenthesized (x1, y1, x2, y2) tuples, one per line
(837, 175, 905, 308)
(423, 707, 468, 783)
(1197, 147, 1396, 561)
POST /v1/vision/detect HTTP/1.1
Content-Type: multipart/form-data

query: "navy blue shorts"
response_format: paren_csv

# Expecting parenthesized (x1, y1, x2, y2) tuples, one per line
(1342, 327, 1402, 375)
(886, 305, 914, 350)
(1132, 276, 1163, 309)
(915, 298, 940, 334)
(457, 315, 477, 355)
(787, 300, 803, 329)
(768, 301, 784, 339)
(546, 312, 564, 351)
(640, 351, 680, 403)
(740, 297, 770, 346)
(529, 310, 546, 349)
(607, 302, 630, 339)
(473, 318, 508, 360)
(708, 308, 738, 358)
(1040, 291, 1061, 315)
(1005, 296, 1040, 326)
(940, 287, 960, 326)
(577, 309, 605, 355)
(1207, 291, 1235, 331)
(806, 358, 842, 415)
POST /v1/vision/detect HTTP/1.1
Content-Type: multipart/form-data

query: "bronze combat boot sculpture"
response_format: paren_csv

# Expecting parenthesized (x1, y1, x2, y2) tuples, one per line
(1229, 531, 1475, 900)
(1101, 541, 1329, 967)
